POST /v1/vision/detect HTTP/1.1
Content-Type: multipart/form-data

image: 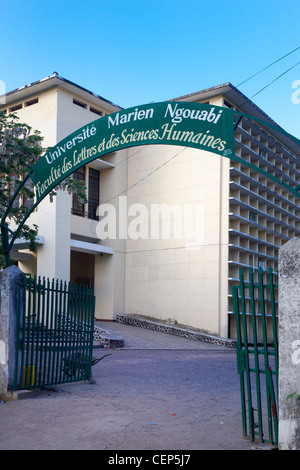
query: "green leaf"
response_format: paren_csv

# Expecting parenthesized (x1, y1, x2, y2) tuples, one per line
(287, 392, 296, 400)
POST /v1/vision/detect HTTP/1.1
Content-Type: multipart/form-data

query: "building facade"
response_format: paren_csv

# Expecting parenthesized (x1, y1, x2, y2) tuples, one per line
(1, 74, 300, 340)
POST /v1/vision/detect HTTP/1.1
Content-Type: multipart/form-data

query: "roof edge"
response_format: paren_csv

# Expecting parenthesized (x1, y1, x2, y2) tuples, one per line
(0, 72, 123, 110)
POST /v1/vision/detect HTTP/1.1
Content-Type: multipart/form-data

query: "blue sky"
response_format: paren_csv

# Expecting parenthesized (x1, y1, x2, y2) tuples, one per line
(1, 0, 300, 138)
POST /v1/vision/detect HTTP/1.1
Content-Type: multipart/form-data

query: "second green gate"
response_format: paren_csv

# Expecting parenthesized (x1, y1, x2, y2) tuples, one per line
(232, 266, 278, 446)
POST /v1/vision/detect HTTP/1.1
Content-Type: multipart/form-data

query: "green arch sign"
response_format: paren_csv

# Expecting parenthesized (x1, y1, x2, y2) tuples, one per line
(31, 101, 235, 203)
(1, 101, 300, 266)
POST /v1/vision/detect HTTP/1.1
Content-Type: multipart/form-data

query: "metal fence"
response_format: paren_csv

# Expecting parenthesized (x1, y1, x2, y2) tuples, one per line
(13, 275, 95, 390)
(232, 266, 278, 446)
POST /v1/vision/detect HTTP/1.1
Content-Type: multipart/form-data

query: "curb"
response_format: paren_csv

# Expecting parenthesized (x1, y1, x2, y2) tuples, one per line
(115, 314, 236, 349)
(94, 324, 124, 348)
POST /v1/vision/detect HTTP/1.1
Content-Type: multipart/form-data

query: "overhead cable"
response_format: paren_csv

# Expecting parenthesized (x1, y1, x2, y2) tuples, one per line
(237, 45, 300, 88)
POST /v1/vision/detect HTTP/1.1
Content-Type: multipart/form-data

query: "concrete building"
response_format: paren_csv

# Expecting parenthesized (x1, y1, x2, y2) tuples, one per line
(1, 73, 300, 340)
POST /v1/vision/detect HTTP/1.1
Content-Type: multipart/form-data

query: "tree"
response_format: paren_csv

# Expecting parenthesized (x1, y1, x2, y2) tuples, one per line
(0, 111, 87, 269)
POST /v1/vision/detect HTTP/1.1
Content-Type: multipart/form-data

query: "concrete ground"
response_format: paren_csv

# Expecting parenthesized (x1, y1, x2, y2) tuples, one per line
(0, 321, 265, 451)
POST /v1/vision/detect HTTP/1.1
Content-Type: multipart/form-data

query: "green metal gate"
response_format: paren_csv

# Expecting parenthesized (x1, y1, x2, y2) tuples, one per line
(13, 275, 95, 390)
(232, 266, 278, 446)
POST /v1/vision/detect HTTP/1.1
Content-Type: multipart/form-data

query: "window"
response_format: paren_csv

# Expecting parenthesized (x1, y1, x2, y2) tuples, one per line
(73, 99, 87, 109)
(258, 260, 265, 271)
(259, 150, 267, 160)
(71, 167, 100, 220)
(224, 100, 232, 109)
(9, 174, 20, 209)
(22, 178, 35, 208)
(25, 98, 38, 107)
(88, 168, 100, 220)
(90, 107, 103, 117)
(72, 166, 85, 216)
(9, 103, 22, 112)
(249, 212, 257, 222)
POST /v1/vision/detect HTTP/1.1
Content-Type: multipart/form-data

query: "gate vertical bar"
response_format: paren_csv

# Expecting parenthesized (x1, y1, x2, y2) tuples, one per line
(249, 267, 263, 442)
(34, 277, 42, 387)
(37, 277, 46, 387)
(75, 283, 82, 382)
(239, 267, 255, 441)
(233, 284, 248, 438)
(53, 279, 60, 385)
(258, 267, 273, 443)
(269, 267, 278, 388)
(266, 366, 278, 442)
(29, 276, 37, 388)
(42, 278, 50, 386)
(266, 267, 278, 445)
(67, 281, 75, 383)
(87, 287, 95, 382)
(77, 284, 85, 381)
(59, 281, 68, 384)
(47, 278, 55, 385)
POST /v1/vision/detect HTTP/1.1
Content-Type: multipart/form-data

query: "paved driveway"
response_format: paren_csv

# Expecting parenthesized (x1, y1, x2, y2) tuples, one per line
(0, 322, 257, 451)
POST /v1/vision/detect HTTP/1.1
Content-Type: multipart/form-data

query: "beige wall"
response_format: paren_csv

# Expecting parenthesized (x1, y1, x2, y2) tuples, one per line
(12, 87, 58, 148)
(56, 88, 102, 141)
(124, 143, 229, 336)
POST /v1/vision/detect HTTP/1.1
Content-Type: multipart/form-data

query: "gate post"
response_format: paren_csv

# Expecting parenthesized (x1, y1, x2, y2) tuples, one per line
(278, 237, 300, 450)
(0, 265, 25, 400)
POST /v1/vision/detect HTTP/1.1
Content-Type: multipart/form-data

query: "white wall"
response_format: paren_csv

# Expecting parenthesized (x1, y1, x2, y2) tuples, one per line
(124, 143, 229, 336)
